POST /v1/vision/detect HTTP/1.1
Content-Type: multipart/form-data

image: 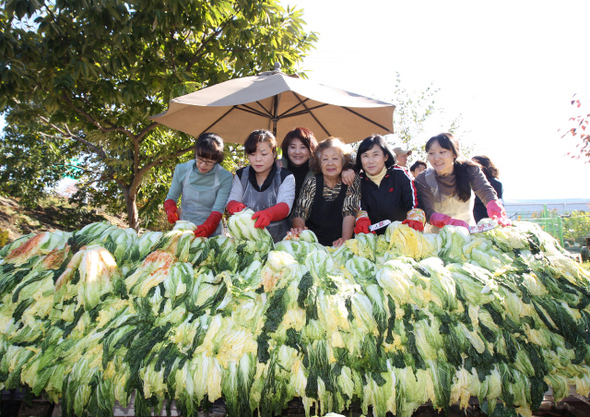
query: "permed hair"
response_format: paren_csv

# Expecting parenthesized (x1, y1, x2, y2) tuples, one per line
(309, 137, 354, 175)
(281, 127, 318, 164)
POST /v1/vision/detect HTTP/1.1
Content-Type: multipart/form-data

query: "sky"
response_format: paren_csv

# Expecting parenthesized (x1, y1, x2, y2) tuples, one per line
(283, 0, 590, 201)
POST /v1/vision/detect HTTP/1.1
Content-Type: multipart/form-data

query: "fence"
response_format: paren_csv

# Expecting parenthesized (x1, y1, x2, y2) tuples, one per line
(504, 203, 590, 249)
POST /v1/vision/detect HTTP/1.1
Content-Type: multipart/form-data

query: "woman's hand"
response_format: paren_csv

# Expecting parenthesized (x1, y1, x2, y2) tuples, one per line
(341, 169, 356, 186)
(290, 227, 307, 235)
(332, 237, 347, 247)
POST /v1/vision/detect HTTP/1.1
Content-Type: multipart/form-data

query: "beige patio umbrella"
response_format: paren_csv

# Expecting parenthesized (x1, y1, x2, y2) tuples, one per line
(150, 66, 395, 144)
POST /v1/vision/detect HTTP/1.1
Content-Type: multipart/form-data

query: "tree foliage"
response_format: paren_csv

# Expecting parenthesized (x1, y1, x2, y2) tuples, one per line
(0, 115, 82, 206)
(387, 72, 465, 162)
(561, 94, 590, 163)
(0, 0, 317, 229)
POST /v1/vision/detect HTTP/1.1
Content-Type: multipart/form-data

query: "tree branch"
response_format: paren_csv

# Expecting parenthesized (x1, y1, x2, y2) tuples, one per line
(186, 19, 233, 71)
(38, 116, 107, 159)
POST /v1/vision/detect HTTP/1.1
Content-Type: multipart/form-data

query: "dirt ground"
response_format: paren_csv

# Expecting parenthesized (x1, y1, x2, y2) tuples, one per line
(0, 195, 129, 244)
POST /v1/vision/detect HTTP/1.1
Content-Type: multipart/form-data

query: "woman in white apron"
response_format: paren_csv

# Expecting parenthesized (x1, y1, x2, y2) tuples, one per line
(414, 133, 511, 233)
(226, 130, 295, 243)
(164, 133, 233, 237)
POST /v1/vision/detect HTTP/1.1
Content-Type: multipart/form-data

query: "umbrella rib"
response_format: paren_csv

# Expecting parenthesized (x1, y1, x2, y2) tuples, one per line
(199, 106, 239, 134)
(290, 92, 331, 137)
(342, 107, 392, 132)
(238, 103, 273, 118)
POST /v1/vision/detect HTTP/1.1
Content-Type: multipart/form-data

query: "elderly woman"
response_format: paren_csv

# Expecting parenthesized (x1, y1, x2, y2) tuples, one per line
(291, 137, 361, 247)
(415, 133, 511, 232)
(279, 127, 356, 204)
(226, 129, 295, 242)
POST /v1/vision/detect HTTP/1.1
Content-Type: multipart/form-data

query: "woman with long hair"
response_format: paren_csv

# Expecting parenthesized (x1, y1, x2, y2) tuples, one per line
(472, 155, 504, 223)
(415, 133, 511, 232)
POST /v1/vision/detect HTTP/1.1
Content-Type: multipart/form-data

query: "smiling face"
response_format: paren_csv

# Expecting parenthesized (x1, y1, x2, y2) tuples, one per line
(427, 139, 456, 176)
(320, 146, 344, 180)
(360, 144, 388, 176)
(287, 138, 311, 167)
(248, 141, 276, 177)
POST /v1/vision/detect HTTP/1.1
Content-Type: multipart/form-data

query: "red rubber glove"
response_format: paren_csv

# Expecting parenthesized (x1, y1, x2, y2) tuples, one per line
(354, 217, 372, 235)
(486, 200, 512, 227)
(227, 200, 246, 215)
(430, 212, 469, 229)
(402, 220, 424, 232)
(164, 199, 179, 224)
(194, 211, 223, 238)
(402, 208, 426, 232)
(252, 202, 290, 229)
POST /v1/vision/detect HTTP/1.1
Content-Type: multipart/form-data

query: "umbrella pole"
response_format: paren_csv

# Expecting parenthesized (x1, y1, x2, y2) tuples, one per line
(272, 93, 281, 137)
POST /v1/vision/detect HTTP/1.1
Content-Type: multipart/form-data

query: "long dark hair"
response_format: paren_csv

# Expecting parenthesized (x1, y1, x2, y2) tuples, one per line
(355, 134, 396, 172)
(425, 133, 478, 202)
(472, 155, 499, 180)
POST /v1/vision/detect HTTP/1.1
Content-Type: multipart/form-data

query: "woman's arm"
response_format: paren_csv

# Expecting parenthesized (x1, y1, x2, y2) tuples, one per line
(341, 168, 356, 186)
(333, 215, 355, 247)
(415, 173, 436, 223)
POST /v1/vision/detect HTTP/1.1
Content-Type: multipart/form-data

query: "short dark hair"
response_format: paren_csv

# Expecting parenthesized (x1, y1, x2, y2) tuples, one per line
(410, 160, 427, 173)
(244, 129, 277, 157)
(281, 127, 318, 163)
(355, 134, 396, 172)
(472, 155, 499, 179)
(195, 133, 225, 163)
(309, 137, 354, 175)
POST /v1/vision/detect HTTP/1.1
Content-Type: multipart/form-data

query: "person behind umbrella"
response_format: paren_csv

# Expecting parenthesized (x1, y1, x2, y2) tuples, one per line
(290, 138, 360, 247)
(226, 129, 295, 242)
(472, 155, 504, 223)
(415, 133, 511, 232)
(164, 133, 233, 237)
(353, 135, 426, 235)
(279, 126, 357, 204)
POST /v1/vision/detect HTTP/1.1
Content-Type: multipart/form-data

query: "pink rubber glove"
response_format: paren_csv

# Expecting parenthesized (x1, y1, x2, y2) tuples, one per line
(252, 203, 290, 229)
(164, 199, 179, 224)
(194, 211, 223, 238)
(226, 200, 246, 215)
(430, 212, 469, 229)
(486, 200, 512, 227)
(354, 217, 372, 235)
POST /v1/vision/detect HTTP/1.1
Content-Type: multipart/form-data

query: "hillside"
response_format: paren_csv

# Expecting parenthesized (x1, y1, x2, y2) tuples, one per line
(0, 195, 129, 244)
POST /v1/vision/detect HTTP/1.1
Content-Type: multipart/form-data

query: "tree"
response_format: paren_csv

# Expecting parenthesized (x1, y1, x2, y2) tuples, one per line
(0, 0, 317, 229)
(386, 73, 465, 161)
(0, 116, 82, 206)
(561, 94, 590, 163)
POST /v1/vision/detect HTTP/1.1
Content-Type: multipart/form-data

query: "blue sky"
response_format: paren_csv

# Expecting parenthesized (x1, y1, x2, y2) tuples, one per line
(283, 0, 590, 200)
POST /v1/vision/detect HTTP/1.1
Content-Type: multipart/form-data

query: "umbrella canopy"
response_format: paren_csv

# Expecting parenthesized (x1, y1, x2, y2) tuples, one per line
(150, 69, 395, 144)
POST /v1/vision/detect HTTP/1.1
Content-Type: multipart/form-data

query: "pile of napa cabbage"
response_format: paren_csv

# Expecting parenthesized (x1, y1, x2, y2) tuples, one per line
(0, 209, 589, 417)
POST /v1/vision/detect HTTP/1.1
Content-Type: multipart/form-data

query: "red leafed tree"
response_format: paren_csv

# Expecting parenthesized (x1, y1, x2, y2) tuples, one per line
(561, 94, 590, 162)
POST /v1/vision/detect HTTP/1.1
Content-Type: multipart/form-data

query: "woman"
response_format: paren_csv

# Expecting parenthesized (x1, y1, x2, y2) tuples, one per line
(280, 127, 356, 203)
(353, 135, 425, 235)
(410, 160, 427, 179)
(291, 138, 360, 247)
(415, 133, 511, 232)
(226, 129, 295, 242)
(472, 155, 504, 223)
(164, 133, 233, 237)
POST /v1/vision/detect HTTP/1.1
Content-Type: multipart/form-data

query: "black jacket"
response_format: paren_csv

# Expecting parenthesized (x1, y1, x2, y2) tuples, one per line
(359, 165, 418, 233)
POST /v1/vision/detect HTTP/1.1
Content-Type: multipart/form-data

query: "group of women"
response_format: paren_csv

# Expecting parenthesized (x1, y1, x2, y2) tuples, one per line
(164, 128, 511, 246)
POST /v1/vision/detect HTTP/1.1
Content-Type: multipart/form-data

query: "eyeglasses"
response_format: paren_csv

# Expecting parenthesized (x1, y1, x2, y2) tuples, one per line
(196, 157, 216, 167)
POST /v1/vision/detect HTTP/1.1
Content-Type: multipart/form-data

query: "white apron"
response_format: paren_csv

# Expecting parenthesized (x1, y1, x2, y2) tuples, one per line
(424, 168, 475, 233)
(180, 162, 223, 236)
